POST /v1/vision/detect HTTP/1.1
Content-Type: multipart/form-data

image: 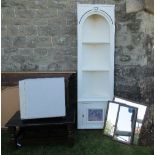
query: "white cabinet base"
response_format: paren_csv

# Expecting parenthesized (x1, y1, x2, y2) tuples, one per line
(78, 102, 107, 129)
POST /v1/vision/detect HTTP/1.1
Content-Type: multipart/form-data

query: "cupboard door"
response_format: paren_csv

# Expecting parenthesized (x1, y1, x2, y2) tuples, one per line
(78, 102, 107, 129)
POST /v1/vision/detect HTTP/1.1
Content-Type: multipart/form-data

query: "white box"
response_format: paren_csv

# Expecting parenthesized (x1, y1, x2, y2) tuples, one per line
(19, 78, 66, 120)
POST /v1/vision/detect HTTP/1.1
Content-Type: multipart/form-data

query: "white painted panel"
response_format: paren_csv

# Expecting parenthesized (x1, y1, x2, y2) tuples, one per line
(78, 102, 107, 129)
(19, 78, 66, 119)
(77, 4, 115, 25)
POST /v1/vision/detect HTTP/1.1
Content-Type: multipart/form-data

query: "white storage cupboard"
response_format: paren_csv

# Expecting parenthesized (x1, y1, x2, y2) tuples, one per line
(77, 4, 115, 129)
(19, 78, 66, 120)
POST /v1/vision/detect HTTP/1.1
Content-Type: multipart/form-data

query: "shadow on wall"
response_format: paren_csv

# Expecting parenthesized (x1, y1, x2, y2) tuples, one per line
(1, 86, 20, 128)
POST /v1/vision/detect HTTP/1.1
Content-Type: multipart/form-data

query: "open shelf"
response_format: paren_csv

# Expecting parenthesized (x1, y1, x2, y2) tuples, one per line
(82, 41, 110, 44)
(79, 97, 111, 102)
(82, 14, 110, 43)
(79, 72, 111, 99)
(82, 68, 110, 71)
(82, 44, 110, 70)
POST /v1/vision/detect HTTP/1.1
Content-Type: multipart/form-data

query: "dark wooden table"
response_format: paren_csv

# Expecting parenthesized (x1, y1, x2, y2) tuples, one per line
(6, 110, 75, 148)
(3, 72, 77, 148)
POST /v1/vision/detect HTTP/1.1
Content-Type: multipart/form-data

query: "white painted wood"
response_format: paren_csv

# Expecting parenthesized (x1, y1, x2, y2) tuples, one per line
(19, 78, 66, 119)
(82, 44, 110, 71)
(78, 102, 107, 129)
(114, 97, 147, 120)
(80, 72, 111, 99)
(77, 4, 115, 129)
(82, 14, 110, 42)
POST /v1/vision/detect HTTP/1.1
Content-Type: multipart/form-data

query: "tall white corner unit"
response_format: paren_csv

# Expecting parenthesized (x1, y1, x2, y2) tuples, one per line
(77, 4, 115, 129)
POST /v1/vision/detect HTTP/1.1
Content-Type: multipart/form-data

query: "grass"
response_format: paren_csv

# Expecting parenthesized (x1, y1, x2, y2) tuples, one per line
(2, 130, 153, 155)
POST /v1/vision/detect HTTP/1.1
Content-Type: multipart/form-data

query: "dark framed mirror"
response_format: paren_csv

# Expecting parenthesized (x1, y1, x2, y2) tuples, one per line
(113, 97, 147, 144)
(104, 101, 138, 144)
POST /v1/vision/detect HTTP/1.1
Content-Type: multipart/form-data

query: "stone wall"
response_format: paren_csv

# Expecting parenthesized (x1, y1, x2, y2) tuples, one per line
(1, 0, 154, 145)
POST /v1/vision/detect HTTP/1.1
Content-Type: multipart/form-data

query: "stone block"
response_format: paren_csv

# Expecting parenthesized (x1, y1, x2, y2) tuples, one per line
(2, 17, 14, 25)
(13, 18, 33, 25)
(126, 0, 144, 13)
(48, 17, 65, 26)
(18, 26, 38, 36)
(1, 26, 7, 37)
(126, 45, 134, 51)
(17, 25, 25, 36)
(35, 9, 57, 18)
(38, 25, 58, 36)
(115, 65, 142, 81)
(2, 53, 11, 64)
(38, 64, 48, 71)
(47, 62, 61, 71)
(34, 48, 49, 57)
(119, 55, 131, 62)
(126, 19, 141, 32)
(2, 37, 13, 48)
(137, 11, 154, 35)
(33, 0, 48, 9)
(35, 37, 52, 48)
(1, 48, 4, 56)
(7, 25, 18, 36)
(2, 8, 15, 18)
(19, 48, 34, 56)
(27, 36, 52, 48)
(25, 26, 38, 36)
(3, 0, 47, 9)
(1, 0, 7, 7)
(142, 66, 154, 77)
(26, 36, 37, 48)
(115, 26, 132, 47)
(4, 47, 18, 54)
(48, 1, 66, 9)
(2, 63, 21, 72)
(2, 0, 26, 8)
(139, 77, 154, 104)
(20, 62, 39, 71)
(10, 0, 48, 9)
(13, 36, 27, 48)
(15, 9, 36, 18)
(11, 55, 27, 64)
(115, 75, 141, 100)
(33, 18, 48, 25)
(144, 0, 154, 14)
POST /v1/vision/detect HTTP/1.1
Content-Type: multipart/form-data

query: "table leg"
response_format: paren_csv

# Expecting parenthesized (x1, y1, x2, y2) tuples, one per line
(15, 127, 23, 148)
(67, 124, 74, 147)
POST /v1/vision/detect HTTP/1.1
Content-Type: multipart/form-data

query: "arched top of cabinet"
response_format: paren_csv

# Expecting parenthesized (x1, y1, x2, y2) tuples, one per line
(79, 9, 113, 26)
